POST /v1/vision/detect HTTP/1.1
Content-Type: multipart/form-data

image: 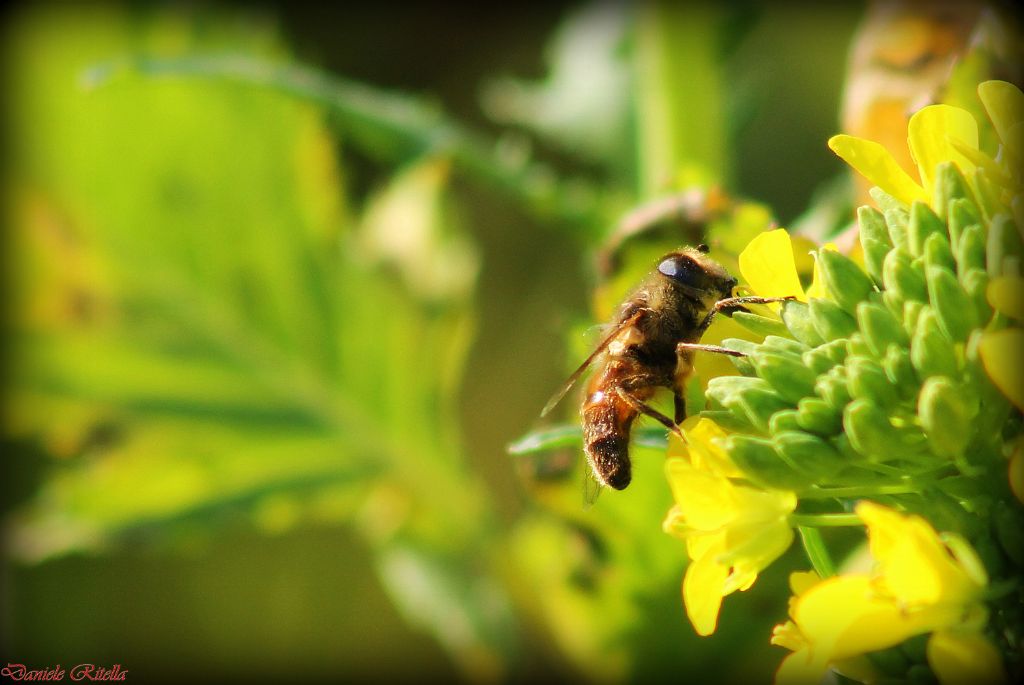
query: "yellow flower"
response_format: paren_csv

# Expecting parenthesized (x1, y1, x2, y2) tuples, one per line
(772, 502, 996, 685)
(663, 420, 796, 636)
(737, 228, 834, 303)
(979, 329, 1024, 411)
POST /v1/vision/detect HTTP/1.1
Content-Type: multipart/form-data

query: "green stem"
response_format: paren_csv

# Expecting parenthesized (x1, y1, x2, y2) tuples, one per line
(799, 484, 923, 499)
(789, 513, 863, 527)
(797, 526, 835, 578)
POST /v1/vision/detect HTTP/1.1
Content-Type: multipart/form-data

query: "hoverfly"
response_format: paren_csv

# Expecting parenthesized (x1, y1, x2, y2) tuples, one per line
(543, 245, 790, 492)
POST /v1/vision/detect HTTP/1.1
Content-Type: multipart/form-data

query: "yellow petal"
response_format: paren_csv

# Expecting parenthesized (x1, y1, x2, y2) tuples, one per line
(829, 134, 928, 206)
(979, 80, 1024, 162)
(738, 229, 806, 300)
(927, 630, 1008, 685)
(791, 575, 913, 660)
(683, 417, 742, 477)
(775, 648, 829, 685)
(907, 105, 979, 193)
(950, 138, 1015, 189)
(771, 620, 805, 651)
(789, 570, 821, 596)
(857, 502, 979, 606)
(988, 277, 1024, 320)
(979, 329, 1024, 411)
(683, 543, 728, 636)
(664, 458, 736, 531)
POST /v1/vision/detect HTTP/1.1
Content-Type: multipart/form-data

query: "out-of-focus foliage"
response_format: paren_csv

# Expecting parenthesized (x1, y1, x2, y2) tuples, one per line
(4, 4, 516, 680)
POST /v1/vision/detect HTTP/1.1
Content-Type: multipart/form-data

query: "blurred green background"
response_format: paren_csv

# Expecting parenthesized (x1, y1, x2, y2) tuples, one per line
(2, 2, 863, 682)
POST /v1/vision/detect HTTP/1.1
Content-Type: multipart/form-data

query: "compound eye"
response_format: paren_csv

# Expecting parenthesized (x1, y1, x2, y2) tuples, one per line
(658, 256, 699, 286)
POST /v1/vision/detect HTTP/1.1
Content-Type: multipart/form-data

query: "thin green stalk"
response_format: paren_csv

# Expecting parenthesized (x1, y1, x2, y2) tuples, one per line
(790, 513, 863, 527)
(797, 526, 835, 578)
(799, 484, 925, 499)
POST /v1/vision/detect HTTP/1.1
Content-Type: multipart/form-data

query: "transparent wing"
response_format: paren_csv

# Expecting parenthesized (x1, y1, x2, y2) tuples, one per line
(540, 310, 644, 418)
(582, 466, 603, 508)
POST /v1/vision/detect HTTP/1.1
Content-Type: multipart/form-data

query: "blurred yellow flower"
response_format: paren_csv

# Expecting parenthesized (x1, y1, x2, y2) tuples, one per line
(829, 104, 977, 205)
(979, 329, 1024, 411)
(663, 423, 796, 636)
(928, 629, 1008, 685)
(830, 81, 1024, 206)
(772, 502, 997, 685)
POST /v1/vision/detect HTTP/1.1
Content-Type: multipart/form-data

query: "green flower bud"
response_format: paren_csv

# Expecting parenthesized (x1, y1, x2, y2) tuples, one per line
(882, 290, 905, 319)
(857, 301, 908, 358)
(987, 214, 1023, 279)
(814, 367, 851, 409)
(918, 376, 976, 459)
(948, 197, 981, 251)
(918, 334, 951, 382)
(926, 265, 977, 342)
(848, 355, 899, 408)
(902, 300, 925, 337)
(797, 396, 843, 435)
(884, 207, 910, 251)
(803, 349, 834, 376)
(858, 206, 892, 284)
(724, 435, 808, 490)
(802, 339, 848, 375)
(829, 433, 861, 461)
(739, 387, 791, 433)
(844, 399, 921, 460)
(910, 307, 956, 379)
(819, 250, 875, 314)
(809, 298, 858, 340)
(781, 300, 825, 347)
(924, 231, 955, 274)
(961, 268, 992, 328)
(773, 431, 845, 477)
(751, 351, 818, 403)
(700, 409, 754, 434)
(883, 247, 928, 304)
(732, 311, 791, 338)
(762, 335, 810, 357)
(933, 161, 976, 221)
(972, 167, 1002, 221)
(883, 344, 918, 400)
(909, 201, 947, 257)
(721, 338, 757, 376)
(956, 223, 987, 274)
(846, 333, 873, 359)
(820, 338, 850, 366)
(769, 409, 802, 434)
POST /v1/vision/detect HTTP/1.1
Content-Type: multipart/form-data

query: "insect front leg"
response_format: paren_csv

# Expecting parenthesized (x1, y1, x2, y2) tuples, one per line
(698, 295, 797, 332)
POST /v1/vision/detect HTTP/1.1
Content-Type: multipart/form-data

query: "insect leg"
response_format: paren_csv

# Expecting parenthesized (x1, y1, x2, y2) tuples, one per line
(676, 342, 747, 357)
(674, 393, 687, 425)
(613, 388, 684, 438)
(698, 295, 796, 332)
